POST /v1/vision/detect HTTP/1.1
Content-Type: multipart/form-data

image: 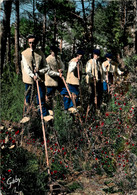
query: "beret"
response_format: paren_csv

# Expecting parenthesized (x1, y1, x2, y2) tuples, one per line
(50, 46, 60, 53)
(93, 49, 100, 56)
(27, 34, 36, 39)
(76, 49, 84, 55)
(105, 53, 113, 59)
(27, 34, 39, 44)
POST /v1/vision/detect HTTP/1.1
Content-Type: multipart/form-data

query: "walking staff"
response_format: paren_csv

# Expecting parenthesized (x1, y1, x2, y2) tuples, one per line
(77, 62, 83, 112)
(61, 76, 77, 108)
(106, 66, 109, 94)
(36, 78, 50, 175)
(93, 62, 97, 109)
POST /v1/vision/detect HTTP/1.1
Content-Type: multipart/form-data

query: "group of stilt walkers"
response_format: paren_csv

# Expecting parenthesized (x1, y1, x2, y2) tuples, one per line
(20, 34, 124, 124)
(19, 34, 124, 191)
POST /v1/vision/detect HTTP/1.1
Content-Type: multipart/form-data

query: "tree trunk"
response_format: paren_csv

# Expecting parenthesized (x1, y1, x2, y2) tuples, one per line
(91, 0, 95, 51)
(59, 39, 63, 54)
(0, 0, 13, 75)
(32, 0, 36, 34)
(72, 37, 76, 56)
(42, 1, 46, 52)
(53, 9, 57, 45)
(15, 0, 20, 74)
(123, 1, 127, 50)
(7, 30, 11, 63)
(135, 30, 137, 54)
(135, 0, 137, 54)
(81, 0, 89, 44)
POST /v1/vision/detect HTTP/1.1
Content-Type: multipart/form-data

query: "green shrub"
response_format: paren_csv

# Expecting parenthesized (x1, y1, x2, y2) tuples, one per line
(1, 147, 49, 194)
(124, 54, 137, 72)
(67, 181, 83, 192)
(1, 63, 24, 122)
(53, 95, 74, 145)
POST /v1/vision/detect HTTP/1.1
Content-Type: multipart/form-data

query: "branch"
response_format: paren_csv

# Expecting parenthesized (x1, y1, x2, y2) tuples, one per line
(70, 11, 83, 20)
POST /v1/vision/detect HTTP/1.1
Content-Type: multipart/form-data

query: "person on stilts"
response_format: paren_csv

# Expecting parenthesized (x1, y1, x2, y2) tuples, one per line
(45, 46, 71, 112)
(66, 50, 84, 113)
(20, 34, 53, 123)
(102, 53, 124, 104)
(85, 49, 103, 113)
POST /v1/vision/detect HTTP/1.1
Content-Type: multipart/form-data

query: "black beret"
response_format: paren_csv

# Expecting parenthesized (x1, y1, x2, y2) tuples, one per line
(93, 49, 100, 56)
(50, 46, 60, 53)
(27, 34, 39, 44)
(105, 53, 113, 59)
(27, 34, 36, 40)
(76, 49, 84, 55)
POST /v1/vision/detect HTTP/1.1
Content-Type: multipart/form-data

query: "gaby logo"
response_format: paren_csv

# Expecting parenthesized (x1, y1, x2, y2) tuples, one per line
(6, 175, 21, 189)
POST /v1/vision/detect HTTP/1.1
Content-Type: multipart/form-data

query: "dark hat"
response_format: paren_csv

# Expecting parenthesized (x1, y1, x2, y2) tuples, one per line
(27, 34, 36, 40)
(27, 34, 39, 44)
(105, 53, 113, 59)
(93, 49, 100, 56)
(50, 46, 60, 53)
(76, 49, 84, 55)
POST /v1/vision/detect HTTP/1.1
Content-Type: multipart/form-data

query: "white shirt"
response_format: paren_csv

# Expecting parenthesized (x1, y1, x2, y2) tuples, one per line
(68, 61, 77, 72)
(102, 61, 122, 82)
(47, 55, 65, 77)
(86, 59, 100, 77)
(102, 61, 122, 75)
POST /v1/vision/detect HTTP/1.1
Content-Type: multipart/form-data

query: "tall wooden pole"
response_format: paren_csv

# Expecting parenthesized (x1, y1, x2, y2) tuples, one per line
(36, 80, 50, 176)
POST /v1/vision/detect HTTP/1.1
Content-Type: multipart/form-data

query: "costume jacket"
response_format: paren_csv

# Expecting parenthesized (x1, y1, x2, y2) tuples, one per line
(102, 60, 122, 83)
(45, 55, 64, 87)
(86, 58, 103, 84)
(21, 48, 49, 84)
(66, 58, 83, 85)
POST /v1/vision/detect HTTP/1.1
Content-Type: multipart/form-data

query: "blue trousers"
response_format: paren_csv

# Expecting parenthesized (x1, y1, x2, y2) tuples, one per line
(103, 81, 107, 91)
(65, 84, 79, 109)
(46, 78, 74, 110)
(25, 82, 49, 116)
(47, 77, 68, 96)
